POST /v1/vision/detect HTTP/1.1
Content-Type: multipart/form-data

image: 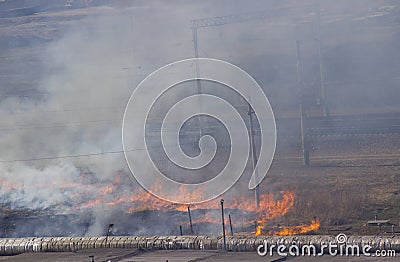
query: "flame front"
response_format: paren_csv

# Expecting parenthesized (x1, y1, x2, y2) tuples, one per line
(0, 173, 319, 236)
(274, 218, 320, 236)
(255, 218, 320, 236)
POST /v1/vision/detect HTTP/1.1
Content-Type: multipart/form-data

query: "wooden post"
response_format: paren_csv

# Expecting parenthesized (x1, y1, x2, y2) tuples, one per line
(229, 214, 234, 236)
(221, 199, 226, 250)
(105, 223, 114, 247)
(187, 206, 194, 234)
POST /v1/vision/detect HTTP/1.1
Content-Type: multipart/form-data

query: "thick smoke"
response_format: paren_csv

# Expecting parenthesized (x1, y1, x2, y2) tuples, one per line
(0, 2, 215, 236)
(0, 8, 136, 236)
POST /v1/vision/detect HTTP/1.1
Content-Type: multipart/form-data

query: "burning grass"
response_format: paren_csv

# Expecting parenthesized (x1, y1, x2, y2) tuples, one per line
(0, 172, 319, 236)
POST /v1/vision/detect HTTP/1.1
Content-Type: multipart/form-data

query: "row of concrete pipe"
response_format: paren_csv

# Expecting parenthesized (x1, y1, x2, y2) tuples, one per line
(0, 235, 399, 255)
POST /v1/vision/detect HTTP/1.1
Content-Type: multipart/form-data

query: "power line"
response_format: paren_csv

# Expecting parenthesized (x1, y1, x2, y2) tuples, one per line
(0, 150, 124, 163)
(0, 140, 207, 163)
(0, 119, 121, 131)
(7, 106, 126, 116)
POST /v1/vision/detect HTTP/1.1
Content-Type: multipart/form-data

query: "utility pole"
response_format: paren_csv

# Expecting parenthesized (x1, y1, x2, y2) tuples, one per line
(191, 27, 201, 85)
(296, 40, 309, 166)
(248, 102, 260, 207)
(191, 27, 204, 136)
(315, 2, 328, 116)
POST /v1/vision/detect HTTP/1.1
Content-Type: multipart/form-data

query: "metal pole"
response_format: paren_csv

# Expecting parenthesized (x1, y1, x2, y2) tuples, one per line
(295, 40, 309, 166)
(191, 27, 204, 136)
(129, 16, 135, 76)
(192, 26, 199, 60)
(229, 214, 234, 236)
(221, 199, 226, 250)
(315, 2, 328, 116)
(187, 206, 194, 234)
(179, 225, 183, 236)
(248, 102, 260, 207)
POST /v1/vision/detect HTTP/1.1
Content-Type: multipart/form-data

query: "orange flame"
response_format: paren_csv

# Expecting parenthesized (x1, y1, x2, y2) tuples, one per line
(274, 218, 320, 236)
(255, 224, 262, 236)
(0, 172, 319, 236)
(255, 218, 320, 236)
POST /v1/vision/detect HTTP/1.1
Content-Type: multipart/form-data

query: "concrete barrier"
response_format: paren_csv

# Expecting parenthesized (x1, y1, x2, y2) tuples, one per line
(0, 235, 399, 255)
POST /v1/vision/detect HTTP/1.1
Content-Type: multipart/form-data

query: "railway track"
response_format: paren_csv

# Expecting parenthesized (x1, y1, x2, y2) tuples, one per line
(146, 113, 400, 139)
(304, 113, 400, 136)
